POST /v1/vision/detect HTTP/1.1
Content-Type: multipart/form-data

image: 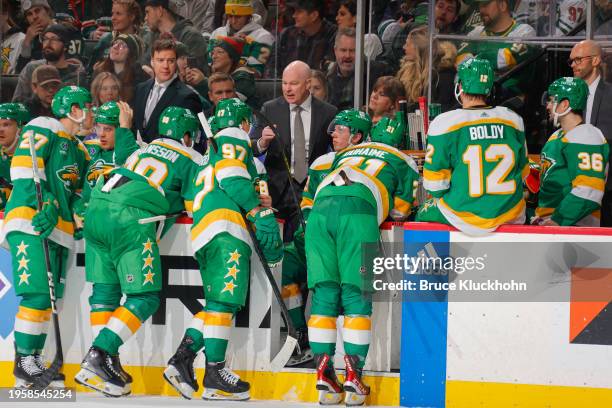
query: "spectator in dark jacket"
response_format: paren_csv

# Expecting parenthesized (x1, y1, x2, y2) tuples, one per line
(17, 0, 53, 71)
(270, 0, 336, 76)
(24, 64, 61, 118)
(142, 0, 208, 71)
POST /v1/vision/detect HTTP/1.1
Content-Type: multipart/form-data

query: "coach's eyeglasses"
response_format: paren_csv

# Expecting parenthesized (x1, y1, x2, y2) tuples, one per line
(567, 55, 596, 66)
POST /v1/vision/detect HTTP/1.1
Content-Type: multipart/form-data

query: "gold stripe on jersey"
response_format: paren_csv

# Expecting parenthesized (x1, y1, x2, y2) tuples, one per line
(312, 162, 333, 171)
(423, 168, 451, 181)
(439, 197, 525, 231)
(535, 207, 554, 217)
(215, 158, 250, 181)
(12, 156, 45, 170)
(192, 208, 246, 241)
(572, 175, 605, 191)
(191, 208, 251, 252)
(447, 118, 521, 133)
(154, 141, 194, 160)
(301, 196, 313, 209)
(521, 164, 530, 180)
(393, 196, 412, 215)
(349, 166, 390, 224)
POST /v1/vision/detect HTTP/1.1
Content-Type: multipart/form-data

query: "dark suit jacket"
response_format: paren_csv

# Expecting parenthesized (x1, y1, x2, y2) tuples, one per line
(590, 79, 612, 189)
(251, 95, 337, 217)
(133, 77, 202, 143)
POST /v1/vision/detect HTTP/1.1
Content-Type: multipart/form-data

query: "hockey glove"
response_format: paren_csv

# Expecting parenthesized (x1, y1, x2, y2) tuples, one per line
(247, 207, 283, 264)
(71, 196, 86, 240)
(32, 191, 59, 239)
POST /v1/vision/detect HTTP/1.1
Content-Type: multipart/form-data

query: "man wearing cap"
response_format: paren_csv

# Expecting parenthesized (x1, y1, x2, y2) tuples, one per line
(271, 0, 337, 75)
(456, 0, 536, 101)
(23, 64, 62, 118)
(142, 0, 208, 71)
(210, 0, 274, 77)
(16, 0, 52, 71)
(12, 24, 87, 103)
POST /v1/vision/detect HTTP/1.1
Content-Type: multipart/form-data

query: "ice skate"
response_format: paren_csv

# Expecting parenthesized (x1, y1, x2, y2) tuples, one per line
(75, 346, 126, 397)
(33, 354, 66, 389)
(315, 354, 343, 405)
(343, 355, 369, 406)
(13, 354, 43, 388)
(286, 329, 314, 367)
(202, 360, 250, 401)
(110, 354, 132, 396)
(163, 336, 198, 399)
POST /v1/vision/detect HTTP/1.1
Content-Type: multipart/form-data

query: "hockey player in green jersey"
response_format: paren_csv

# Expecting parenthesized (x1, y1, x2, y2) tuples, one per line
(417, 58, 529, 236)
(534, 77, 609, 226)
(0, 103, 30, 208)
(75, 101, 139, 395)
(2, 86, 93, 388)
(163, 98, 282, 401)
(306, 110, 419, 406)
(283, 109, 379, 367)
(75, 106, 203, 397)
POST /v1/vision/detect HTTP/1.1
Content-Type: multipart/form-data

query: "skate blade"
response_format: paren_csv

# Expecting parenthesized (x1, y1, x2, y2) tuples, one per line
(286, 349, 314, 367)
(14, 378, 35, 389)
(318, 389, 343, 405)
(202, 388, 250, 401)
(75, 368, 123, 398)
(163, 366, 195, 400)
(47, 379, 66, 389)
(344, 391, 367, 406)
(122, 383, 131, 396)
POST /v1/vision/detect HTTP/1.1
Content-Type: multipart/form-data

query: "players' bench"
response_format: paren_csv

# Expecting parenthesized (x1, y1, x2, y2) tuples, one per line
(0, 75, 18, 102)
(254, 79, 281, 104)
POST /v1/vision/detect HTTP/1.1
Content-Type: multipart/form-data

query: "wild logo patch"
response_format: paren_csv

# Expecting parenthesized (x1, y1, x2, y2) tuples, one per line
(540, 151, 556, 180)
(56, 163, 80, 191)
(87, 159, 114, 186)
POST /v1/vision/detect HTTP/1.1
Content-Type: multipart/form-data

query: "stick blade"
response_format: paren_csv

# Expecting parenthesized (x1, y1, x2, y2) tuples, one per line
(270, 335, 298, 372)
(31, 357, 63, 389)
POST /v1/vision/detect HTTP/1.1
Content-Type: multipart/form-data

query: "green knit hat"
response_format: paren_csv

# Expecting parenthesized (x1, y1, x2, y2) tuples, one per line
(225, 0, 253, 16)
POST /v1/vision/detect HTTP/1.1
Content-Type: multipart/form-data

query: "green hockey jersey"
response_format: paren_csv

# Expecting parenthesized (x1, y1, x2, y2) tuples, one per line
(423, 106, 529, 235)
(191, 127, 261, 253)
(301, 151, 336, 219)
(536, 124, 609, 226)
(2, 117, 90, 248)
(103, 138, 203, 217)
(81, 128, 139, 203)
(456, 20, 536, 95)
(315, 142, 420, 224)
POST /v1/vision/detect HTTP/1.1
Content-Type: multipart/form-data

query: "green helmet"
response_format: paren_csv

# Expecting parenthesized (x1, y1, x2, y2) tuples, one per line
(329, 109, 372, 139)
(547, 77, 589, 112)
(0, 103, 30, 126)
(95, 102, 120, 127)
(158, 106, 200, 141)
(52, 86, 92, 118)
(456, 57, 494, 95)
(370, 111, 406, 148)
(208, 116, 219, 135)
(215, 98, 252, 130)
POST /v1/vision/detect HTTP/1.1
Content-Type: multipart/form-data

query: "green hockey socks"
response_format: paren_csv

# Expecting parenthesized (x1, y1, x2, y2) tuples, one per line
(14, 294, 51, 355)
(308, 282, 372, 368)
(184, 300, 238, 362)
(93, 292, 160, 355)
(88, 283, 122, 337)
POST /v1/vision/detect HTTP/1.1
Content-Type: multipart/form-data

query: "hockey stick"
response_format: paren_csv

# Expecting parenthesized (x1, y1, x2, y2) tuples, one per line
(138, 212, 184, 224)
(251, 109, 307, 232)
(26, 132, 63, 389)
(197, 111, 299, 371)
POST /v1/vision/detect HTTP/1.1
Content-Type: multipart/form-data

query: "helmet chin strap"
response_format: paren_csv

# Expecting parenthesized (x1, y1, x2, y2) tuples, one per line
(454, 82, 463, 106)
(552, 102, 571, 128)
(67, 109, 87, 127)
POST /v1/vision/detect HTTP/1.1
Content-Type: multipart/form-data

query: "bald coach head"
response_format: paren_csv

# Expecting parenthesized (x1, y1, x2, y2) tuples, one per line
(282, 60, 312, 105)
(570, 40, 603, 86)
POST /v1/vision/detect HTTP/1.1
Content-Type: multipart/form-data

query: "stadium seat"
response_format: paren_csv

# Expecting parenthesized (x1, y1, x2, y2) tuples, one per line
(254, 79, 282, 103)
(0, 75, 18, 102)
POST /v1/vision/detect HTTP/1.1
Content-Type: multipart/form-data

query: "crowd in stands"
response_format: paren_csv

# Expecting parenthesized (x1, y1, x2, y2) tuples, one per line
(2, 0, 612, 227)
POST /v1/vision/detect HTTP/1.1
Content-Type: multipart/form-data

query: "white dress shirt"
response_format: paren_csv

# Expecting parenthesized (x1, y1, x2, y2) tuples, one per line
(586, 75, 601, 124)
(289, 94, 312, 175)
(144, 74, 178, 126)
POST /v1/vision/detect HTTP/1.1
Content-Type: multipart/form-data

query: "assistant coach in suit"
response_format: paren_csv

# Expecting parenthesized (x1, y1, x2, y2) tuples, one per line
(571, 40, 612, 225)
(251, 60, 337, 238)
(133, 36, 202, 144)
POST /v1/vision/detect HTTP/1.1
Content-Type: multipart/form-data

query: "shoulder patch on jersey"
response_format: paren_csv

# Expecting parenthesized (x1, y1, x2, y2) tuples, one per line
(310, 151, 336, 170)
(547, 129, 564, 142)
(214, 127, 251, 144)
(562, 124, 608, 146)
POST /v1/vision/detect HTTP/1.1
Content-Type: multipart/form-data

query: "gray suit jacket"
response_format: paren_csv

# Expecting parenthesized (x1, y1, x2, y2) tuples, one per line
(251, 96, 337, 217)
(590, 79, 612, 189)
